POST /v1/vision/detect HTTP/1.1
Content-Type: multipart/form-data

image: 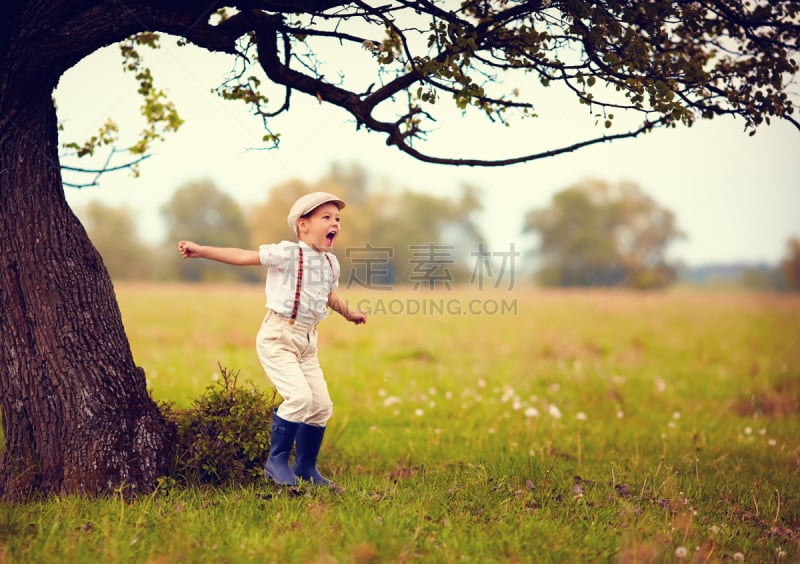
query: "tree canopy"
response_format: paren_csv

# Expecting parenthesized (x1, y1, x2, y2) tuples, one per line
(59, 0, 800, 171)
(161, 180, 256, 282)
(524, 179, 683, 289)
(81, 201, 154, 280)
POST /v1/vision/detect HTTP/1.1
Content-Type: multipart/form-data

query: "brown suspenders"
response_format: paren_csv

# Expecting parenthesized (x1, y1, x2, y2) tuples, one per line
(289, 248, 335, 325)
(290, 248, 304, 324)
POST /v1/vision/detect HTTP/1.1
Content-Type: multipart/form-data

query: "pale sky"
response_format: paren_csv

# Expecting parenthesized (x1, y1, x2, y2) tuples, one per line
(56, 40, 799, 267)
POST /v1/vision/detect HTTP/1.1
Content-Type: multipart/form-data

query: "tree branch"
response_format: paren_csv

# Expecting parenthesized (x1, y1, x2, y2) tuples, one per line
(380, 117, 669, 167)
(61, 151, 151, 189)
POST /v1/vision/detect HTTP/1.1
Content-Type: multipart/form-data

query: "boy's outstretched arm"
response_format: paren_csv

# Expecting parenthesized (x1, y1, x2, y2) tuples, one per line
(328, 290, 367, 325)
(178, 241, 260, 266)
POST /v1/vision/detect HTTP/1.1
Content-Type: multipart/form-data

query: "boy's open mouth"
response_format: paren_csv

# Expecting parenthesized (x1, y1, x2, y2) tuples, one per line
(326, 230, 337, 245)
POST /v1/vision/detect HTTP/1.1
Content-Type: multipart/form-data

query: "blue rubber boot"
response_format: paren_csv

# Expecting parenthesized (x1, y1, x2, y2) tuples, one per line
(292, 423, 330, 485)
(264, 413, 299, 486)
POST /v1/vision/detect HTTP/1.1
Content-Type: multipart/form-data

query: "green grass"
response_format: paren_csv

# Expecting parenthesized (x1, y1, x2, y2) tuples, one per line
(2, 284, 799, 562)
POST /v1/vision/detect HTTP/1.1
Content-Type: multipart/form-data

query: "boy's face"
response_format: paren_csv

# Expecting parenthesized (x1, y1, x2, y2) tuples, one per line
(297, 202, 341, 251)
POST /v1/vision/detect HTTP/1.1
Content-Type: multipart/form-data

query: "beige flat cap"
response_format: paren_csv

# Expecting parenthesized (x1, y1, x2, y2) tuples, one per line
(287, 192, 346, 236)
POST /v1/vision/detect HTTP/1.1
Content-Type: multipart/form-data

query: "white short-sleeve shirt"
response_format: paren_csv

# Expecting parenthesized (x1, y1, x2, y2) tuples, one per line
(258, 241, 340, 325)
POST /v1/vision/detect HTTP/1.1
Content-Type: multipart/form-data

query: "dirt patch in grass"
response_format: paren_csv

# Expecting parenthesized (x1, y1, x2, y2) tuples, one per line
(766, 524, 800, 546)
(733, 378, 800, 418)
(385, 464, 425, 481)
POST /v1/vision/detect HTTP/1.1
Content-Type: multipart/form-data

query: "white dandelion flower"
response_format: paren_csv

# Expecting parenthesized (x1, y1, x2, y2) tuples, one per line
(525, 407, 540, 419)
(414, 408, 424, 417)
(733, 552, 745, 562)
(548, 404, 562, 419)
(576, 412, 588, 422)
(675, 546, 688, 559)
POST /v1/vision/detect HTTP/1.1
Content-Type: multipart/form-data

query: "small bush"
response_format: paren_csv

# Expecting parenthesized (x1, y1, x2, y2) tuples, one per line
(160, 365, 277, 486)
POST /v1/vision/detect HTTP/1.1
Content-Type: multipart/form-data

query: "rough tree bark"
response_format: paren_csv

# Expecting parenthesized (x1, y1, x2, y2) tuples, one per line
(0, 4, 175, 500)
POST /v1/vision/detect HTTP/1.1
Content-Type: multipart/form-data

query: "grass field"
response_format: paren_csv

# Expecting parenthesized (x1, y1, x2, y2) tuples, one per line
(2, 283, 799, 562)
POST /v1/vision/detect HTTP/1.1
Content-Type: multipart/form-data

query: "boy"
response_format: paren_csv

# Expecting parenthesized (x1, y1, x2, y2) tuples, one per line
(178, 192, 366, 486)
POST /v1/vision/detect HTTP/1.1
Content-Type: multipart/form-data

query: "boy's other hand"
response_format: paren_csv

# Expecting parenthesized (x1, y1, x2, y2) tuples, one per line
(347, 310, 367, 325)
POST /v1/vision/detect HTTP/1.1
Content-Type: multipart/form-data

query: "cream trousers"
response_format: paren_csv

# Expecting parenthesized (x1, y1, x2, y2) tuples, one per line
(255, 311, 333, 427)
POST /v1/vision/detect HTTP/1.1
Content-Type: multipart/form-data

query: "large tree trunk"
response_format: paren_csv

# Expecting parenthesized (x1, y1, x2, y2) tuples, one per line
(0, 61, 174, 500)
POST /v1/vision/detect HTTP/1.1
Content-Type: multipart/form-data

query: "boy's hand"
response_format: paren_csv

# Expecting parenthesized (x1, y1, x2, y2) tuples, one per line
(178, 241, 200, 259)
(347, 310, 367, 325)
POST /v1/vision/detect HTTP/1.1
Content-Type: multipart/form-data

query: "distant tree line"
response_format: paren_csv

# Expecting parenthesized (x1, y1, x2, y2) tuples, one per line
(78, 166, 799, 292)
(80, 164, 485, 289)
